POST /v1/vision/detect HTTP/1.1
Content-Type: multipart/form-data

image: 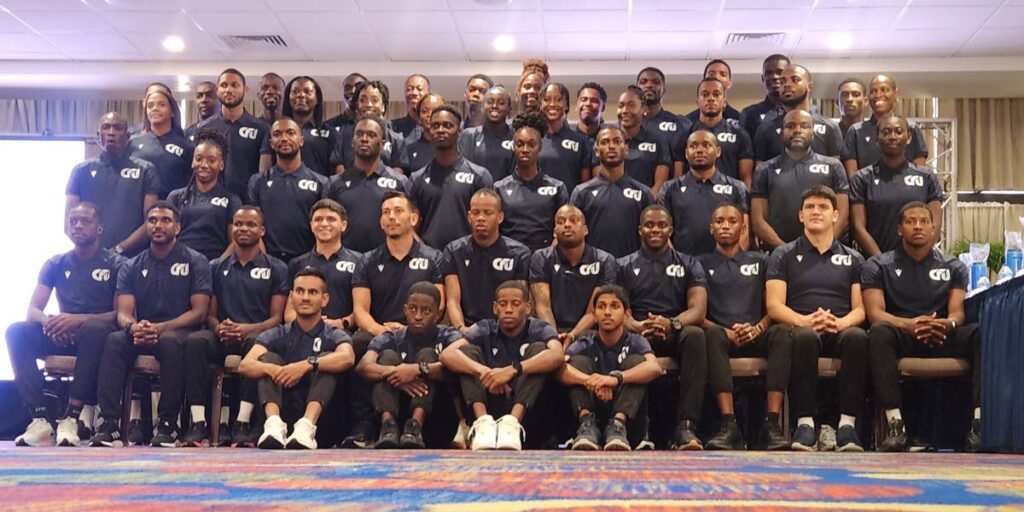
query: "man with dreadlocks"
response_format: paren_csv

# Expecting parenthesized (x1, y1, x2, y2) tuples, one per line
(283, 76, 336, 178)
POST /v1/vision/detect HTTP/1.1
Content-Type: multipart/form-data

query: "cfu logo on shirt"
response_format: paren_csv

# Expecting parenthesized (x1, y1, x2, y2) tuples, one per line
(618, 344, 631, 364)
(929, 268, 951, 281)
(336, 261, 355, 273)
(170, 263, 190, 276)
(712, 184, 733, 195)
(501, 140, 513, 151)
(210, 197, 229, 208)
(409, 258, 429, 270)
(377, 177, 399, 189)
(561, 139, 580, 152)
(638, 142, 657, 153)
(831, 254, 853, 267)
(717, 132, 737, 143)
(250, 268, 271, 280)
(623, 188, 643, 202)
(666, 264, 686, 278)
(311, 129, 331, 138)
(238, 127, 259, 140)
(904, 175, 925, 187)
(298, 179, 319, 192)
(492, 258, 514, 271)
(740, 263, 760, 276)
(120, 168, 141, 179)
(808, 164, 830, 175)
(658, 121, 677, 132)
(164, 144, 184, 157)
(454, 172, 476, 184)
(312, 337, 322, 353)
(91, 269, 111, 282)
(383, 141, 393, 154)
(813, 124, 827, 135)
(579, 262, 601, 276)
(538, 186, 558, 196)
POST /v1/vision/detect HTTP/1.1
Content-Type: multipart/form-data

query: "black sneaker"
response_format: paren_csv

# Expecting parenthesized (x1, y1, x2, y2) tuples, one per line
(151, 420, 179, 448)
(214, 423, 231, 447)
(603, 418, 630, 451)
(76, 421, 94, 444)
(791, 424, 816, 451)
(705, 419, 745, 450)
(127, 419, 146, 446)
(89, 421, 123, 448)
(375, 419, 400, 449)
(764, 418, 789, 451)
(965, 419, 982, 453)
(835, 425, 864, 452)
(909, 435, 935, 453)
(231, 422, 256, 448)
(880, 419, 909, 452)
(671, 420, 703, 451)
(181, 421, 209, 448)
(399, 419, 425, 449)
(571, 414, 601, 451)
(341, 421, 374, 449)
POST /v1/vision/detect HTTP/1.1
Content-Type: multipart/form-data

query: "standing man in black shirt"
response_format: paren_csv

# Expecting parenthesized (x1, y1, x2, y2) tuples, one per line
(325, 72, 367, 132)
(257, 73, 285, 126)
(685, 78, 754, 186)
(330, 80, 409, 175)
(637, 67, 691, 177)
(616, 86, 671, 195)
(406, 92, 447, 173)
(739, 54, 790, 141)
(753, 64, 843, 165)
(685, 59, 742, 122)
(575, 82, 608, 145)
(133, 89, 193, 198)
(836, 79, 867, 139)
(459, 86, 514, 182)
(185, 81, 218, 141)
(392, 74, 431, 138)
(463, 73, 493, 129)
(283, 76, 336, 177)
(842, 74, 929, 177)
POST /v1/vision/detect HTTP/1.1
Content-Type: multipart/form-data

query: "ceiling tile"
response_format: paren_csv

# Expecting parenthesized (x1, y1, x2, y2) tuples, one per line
(120, 29, 224, 58)
(913, 0, 1004, 5)
(0, 51, 66, 59)
(448, 0, 539, 10)
(362, 10, 456, 32)
(263, 0, 359, 10)
(724, 0, 817, 7)
(806, 8, 904, 30)
(629, 31, 712, 54)
(67, 51, 148, 60)
(718, 8, 810, 31)
(355, 0, 449, 11)
(817, 0, 905, 5)
(98, 11, 199, 32)
(632, 0, 718, 9)
(462, 31, 545, 60)
(0, 32, 57, 52)
(0, 12, 28, 32)
(86, 0, 178, 10)
(0, 0, 89, 11)
(288, 32, 379, 53)
(542, 11, 628, 32)
(984, 6, 1024, 28)
(13, 11, 112, 32)
(378, 32, 465, 60)
(540, 0, 627, 10)
(192, 11, 286, 34)
(276, 11, 369, 33)
(630, 10, 717, 32)
(959, 27, 1024, 54)
(546, 32, 625, 59)
(893, 6, 995, 30)
(174, 0, 264, 11)
(454, 10, 543, 32)
(45, 32, 138, 53)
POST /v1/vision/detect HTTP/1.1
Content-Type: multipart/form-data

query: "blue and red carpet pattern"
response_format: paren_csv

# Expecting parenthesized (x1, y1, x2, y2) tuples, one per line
(1, 443, 1023, 510)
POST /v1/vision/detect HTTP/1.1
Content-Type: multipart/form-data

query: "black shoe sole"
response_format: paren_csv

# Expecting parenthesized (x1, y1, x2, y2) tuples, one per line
(399, 438, 425, 449)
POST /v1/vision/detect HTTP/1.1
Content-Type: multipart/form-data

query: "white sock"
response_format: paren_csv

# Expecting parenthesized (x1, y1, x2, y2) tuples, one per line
(129, 399, 142, 421)
(974, 407, 981, 420)
(237, 401, 254, 424)
(839, 414, 856, 428)
(190, 405, 205, 424)
(150, 392, 160, 427)
(885, 408, 902, 422)
(81, 405, 96, 429)
(267, 414, 282, 424)
(797, 417, 814, 428)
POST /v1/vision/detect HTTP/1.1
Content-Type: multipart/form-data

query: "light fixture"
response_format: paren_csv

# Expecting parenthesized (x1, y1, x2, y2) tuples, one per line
(162, 35, 185, 53)
(826, 32, 852, 51)
(492, 34, 515, 53)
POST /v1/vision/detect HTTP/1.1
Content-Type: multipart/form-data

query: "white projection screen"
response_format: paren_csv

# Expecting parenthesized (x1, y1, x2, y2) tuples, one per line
(0, 137, 86, 380)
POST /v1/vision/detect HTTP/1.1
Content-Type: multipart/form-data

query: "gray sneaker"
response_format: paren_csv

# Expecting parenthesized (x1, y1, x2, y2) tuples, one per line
(817, 424, 837, 451)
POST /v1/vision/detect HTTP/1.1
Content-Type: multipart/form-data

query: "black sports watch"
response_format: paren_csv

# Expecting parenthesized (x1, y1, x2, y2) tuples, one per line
(512, 360, 523, 377)
(609, 370, 624, 386)
(418, 361, 430, 377)
(307, 355, 319, 371)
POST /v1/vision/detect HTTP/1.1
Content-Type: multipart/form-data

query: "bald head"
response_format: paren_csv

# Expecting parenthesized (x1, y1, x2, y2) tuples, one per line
(97, 112, 130, 156)
(554, 204, 588, 247)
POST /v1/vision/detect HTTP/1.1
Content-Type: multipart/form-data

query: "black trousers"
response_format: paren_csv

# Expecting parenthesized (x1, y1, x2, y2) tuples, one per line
(706, 324, 792, 395)
(182, 329, 258, 410)
(6, 319, 114, 410)
(256, 351, 338, 424)
(788, 325, 869, 419)
(868, 322, 981, 410)
(346, 329, 377, 430)
(95, 329, 189, 424)
(649, 325, 707, 422)
(371, 348, 439, 417)
(568, 353, 648, 421)
(458, 342, 549, 416)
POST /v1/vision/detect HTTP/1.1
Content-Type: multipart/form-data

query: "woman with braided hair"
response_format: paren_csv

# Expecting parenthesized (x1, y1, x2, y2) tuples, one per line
(516, 58, 549, 113)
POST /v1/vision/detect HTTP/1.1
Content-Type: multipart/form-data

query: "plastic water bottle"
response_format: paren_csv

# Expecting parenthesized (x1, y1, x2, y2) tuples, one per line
(997, 265, 1014, 285)
(976, 276, 991, 291)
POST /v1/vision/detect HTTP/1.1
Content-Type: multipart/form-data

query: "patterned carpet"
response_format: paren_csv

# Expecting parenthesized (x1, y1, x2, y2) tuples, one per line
(1, 443, 1023, 511)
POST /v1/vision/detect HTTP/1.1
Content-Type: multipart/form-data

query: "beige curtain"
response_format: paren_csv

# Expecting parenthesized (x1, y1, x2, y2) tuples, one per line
(954, 98, 1024, 191)
(0, 99, 143, 135)
(812, 97, 936, 119)
(955, 203, 1024, 246)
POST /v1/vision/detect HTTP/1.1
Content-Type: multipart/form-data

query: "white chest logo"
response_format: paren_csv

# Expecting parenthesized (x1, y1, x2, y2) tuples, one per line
(311, 129, 330, 138)
(666, 264, 686, 278)
(561, 139, 580, 152)
(409, 258, 429, 270)
(377, 264, 384, 272)
(796, 255, 803, 262)
(492, 258, 514, 271)
(91, 269, 111, 282)
(904, 175, 924, 187)
(377, 177, 398, 189)
(717, 132, 737, 143)
(712, 184, 733, 195)
(297, 179, 319, 192)
(774, 168, 782, 175)
(250, 267, 271, 280)
(170, 263, 190, 276)
(454, 172, 475, 185)
(238, 127, 258, 140)
(895, 269, 902, 277)
(336, 261, 355, 273)
(312, 337, 322, 353)
(210, 197, 229, 208)
(538, 186, 558, 196)
(64, 270, 72, 279)
(929, 269, 951, 281)
(759, 114, 766, 120)
(813, 124, 827, 135)
(164, 143, 184, 157)
(865, 136, 872, 142)
(618, 345, 630, 364)
(831, 254, 852, 266)
(579, 262, 601, 276)
(874, 179, 880, 185)
(383, 141, 393, 154)
(708, 269, 715, 276)
(90, 170, 97, 178)
(141, 269, 149, 277)
(120, 168, 141, 179)
(632, 268, 640, 276)
(623, 188, 642, 202)
(501, 140, 513, 151)
(658, 121, 677, 132)
(637, 142, 657, 153)
(740, 263, 759, 277)
(808, 164, 830, 175)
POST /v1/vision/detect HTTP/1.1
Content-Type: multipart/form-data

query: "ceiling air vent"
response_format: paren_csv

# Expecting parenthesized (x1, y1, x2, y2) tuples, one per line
(218, 35, 289, 50)
(724, 32, 786, 47)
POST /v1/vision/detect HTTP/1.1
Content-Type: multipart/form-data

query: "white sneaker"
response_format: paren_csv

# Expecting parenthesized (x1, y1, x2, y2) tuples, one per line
(495, 415, 525, 451)
(258, 415, 287, 449)
(55, 417, 81, 447)
(286, 418, 318, 450)
(15, 418, 54, 447)
(451, 420, 470, 449)
(468, 415, 497, 451)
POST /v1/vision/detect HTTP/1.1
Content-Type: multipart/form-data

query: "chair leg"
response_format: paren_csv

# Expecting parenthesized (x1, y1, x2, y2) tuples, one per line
(210, 369, 224, 447)
(120, 368, 135, 443)
(782, 392, 790, 438)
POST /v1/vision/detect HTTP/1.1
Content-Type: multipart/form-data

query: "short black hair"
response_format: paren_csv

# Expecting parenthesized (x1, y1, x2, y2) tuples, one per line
(511, 110, 547, 137)
(431, 104, 463, 125)
(763, 54, 790, 70)
(417, 92, 446, 116)
(544, 82, 570, 110)
(898, 201, 932, 222)
(837, 78, 866, 94)
(408, 73, 431, 87)
(382, 190, 417, 213)
(352, 80, 390, 115)
(235, 204, 265, 222)
(309, 199, 347, 221)
(356, 114, 387, 138)
(800, 185, 838, 210)
(471, 188, 502, 211)
(407, 280, 441, 306)
(711, 201, 743, 218)
(577, 81, 608, 104)
(875, 113, 909, 134)
(704, 59, 731, 78)
(636, 66, 665, 83)
(593, 284, 630, 310)
(194, 127, 230, 162)
(219, 68, 246, 87)
(467, 73, 494, 88)
(294, 266, 327, 290)
(696, 77, 727, 94)
(495, 280, 530, 302)
(624, 85, 644, 101)
(640, 204, 671, 222)
(68, 201, 102, 223)
(146, 200, 180, 222)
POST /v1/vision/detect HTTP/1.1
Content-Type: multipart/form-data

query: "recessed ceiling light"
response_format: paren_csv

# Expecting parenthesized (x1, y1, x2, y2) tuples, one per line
(162, 35, 185, 53)
(827, 32, 852, 51)
(492, 34, 515, 53)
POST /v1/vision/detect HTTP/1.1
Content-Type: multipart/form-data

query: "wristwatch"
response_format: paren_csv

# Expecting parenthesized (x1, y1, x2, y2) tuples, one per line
(670, 317, 683, 332)
(609, 370, 624, 386)
(512, 360, 523, 377)
(418, 361, 430, 377)
(114, 244, 125, 255)
(307, 355, 319, 371)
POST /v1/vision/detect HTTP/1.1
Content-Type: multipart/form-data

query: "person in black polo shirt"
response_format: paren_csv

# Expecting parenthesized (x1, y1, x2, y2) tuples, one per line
(90, 202, 213, 448)
(443, 189, 532, 332)
(659, 130, 749, 256)
(685, 78, 754, 187)
(239, 267, 355, 450)
(193, 68, 273, 200)
(863, 202, 982, 452)
(282, 76, 336, 178)
(637, 67, 691, 177)
(185, 81, 218, 141)
(132, 89, 193, 199)
(392, 74, 430, 139)
(8, 203, 123, 447)
(325, 72, 366, 133)
(575, 82, 607, 145)
(360, 282, 461, 449)
(406, 92, 447, 173)
(571, 125, 654, 258)
(685, 59, 742, 123)
(330, 80, 409, 176)
(615, 86, 671, 195)
(753, 64, 843, 165)
(562, 285, 663, 451)
(765, 185, 868, 452)
(257, 73, 285, 126)
(463, 73, 493, 130)
(539, 83, 592, 193)
(441, 281, 564, 451)
(617, 205, 708, 450)
(410, 105, 494, 250)
(739, 54, 790, 142)
(181, 206, 288, 448)
(494, 110, 569, 250)
(248, 117, 328, 263)
(842, 74, 929, 177)
(348, 191, 445, 447)
(850, 114, 944, 257)
(752, 109, 850, 250)
(531, 205, 619, 344)
(836, 79, 867, 139)
(459, 86, 514, 182)
(327, 115, 412, 253)
(67, 112, 160, 256)
(168, 129, 242, 260)
(699, 203, 790, 451)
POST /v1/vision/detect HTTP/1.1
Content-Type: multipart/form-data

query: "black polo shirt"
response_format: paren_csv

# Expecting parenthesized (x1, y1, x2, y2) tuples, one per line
(861, 247, 968, 319)
(493, 172, 569, 249)
(66, 151, 161, 251)
(573, 121, 608, 147)
(39, 249, 124, 315)
(210, 252, 289, 324)
(766, 236, 863, 317)
(849, 161, 944, 253)
(115, 242, 212, 323)
(684, 104, 742, 123)
(539, 124, 592, 193)
(409, 156, 494, 250)
(658, 171, 749, 255)
(842, 118, 929, 170)
(367, 325, 463, 362)
(698, 249, 766, 327)
(167, 184, 242, 261)
(751, 152, 849, 244)
(739, 96, 785, 141)
(256, 320, 351, 370)
(566, 330, 652, 374)
(441, 235, 532, 325)
(330, 124, 409, 173)
(130, 131, 194, 199)
(617, 248, 707, 320)
(248, 164, 327, 261)
(570, 173, 654, 258)
(682, 118, 753, 180)
(405, 126, 434, 173)
(324, 112, 354, 133)
(620, 124, 672, 188)
(193, 111, 271, 200)
(352, 240, 444, 324)
(464, 317, 558, 368)
(753, 111, 844, 163)
(288, 247, 363, 320)
(326, 163, 412, 254)
(458, 125, 514, 182)
(642, 109, 691, 166)
(390, 114, 418, 139)
(529, 244, 619, 329)
(299, 121, 337, 178)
